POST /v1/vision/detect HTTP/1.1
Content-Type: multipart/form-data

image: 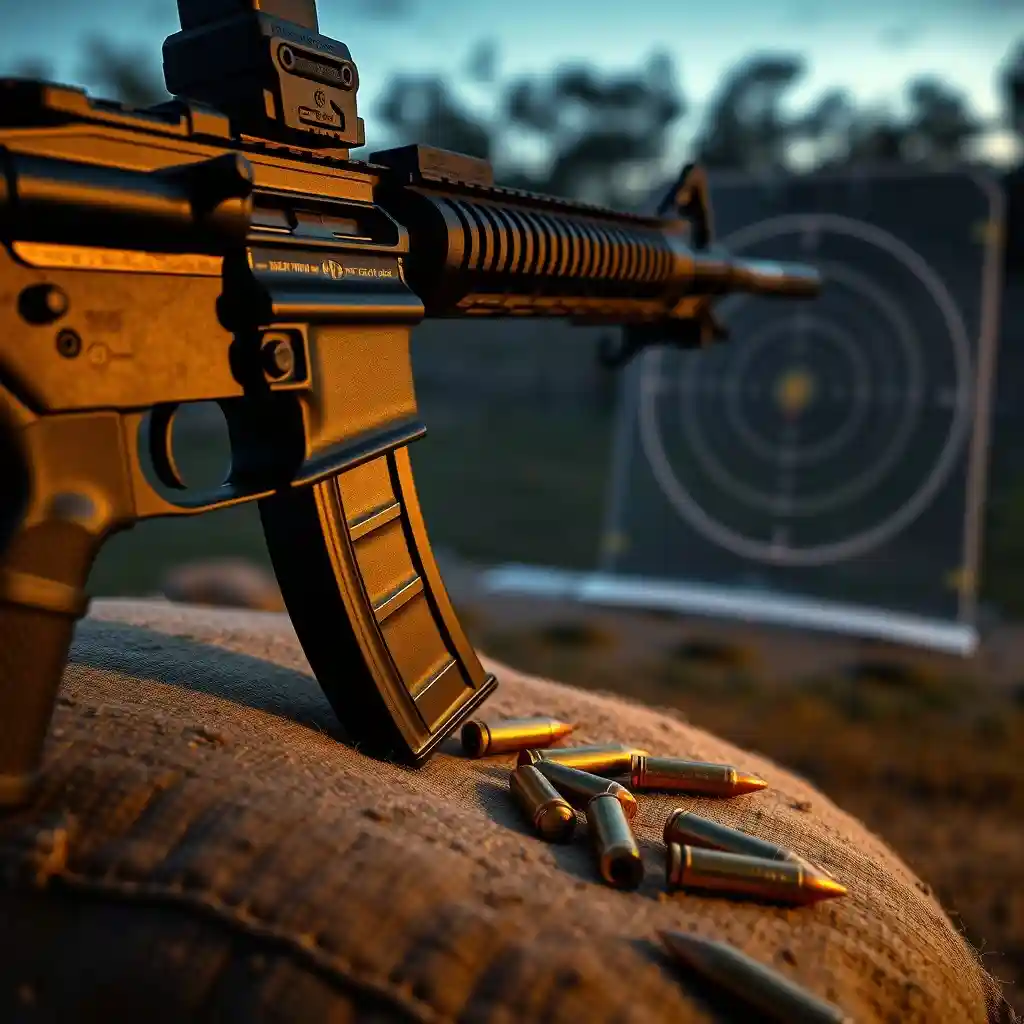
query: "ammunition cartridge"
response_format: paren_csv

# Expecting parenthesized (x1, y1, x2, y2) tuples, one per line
(508, 765, 577, 843)
(665, 844, 846, 905)
(534, 759, 637, 820)
(659, 930, 852, 1024)
(587, 793, 644, 890)
(664, 810, 796, 862)
(461, 716, 575, 758)
(631, 755, 767, 796)
(516, 744, 648, 775)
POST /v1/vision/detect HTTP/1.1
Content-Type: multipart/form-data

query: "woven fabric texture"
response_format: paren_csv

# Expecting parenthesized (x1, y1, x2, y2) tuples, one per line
(0, 599, 1008, 1023)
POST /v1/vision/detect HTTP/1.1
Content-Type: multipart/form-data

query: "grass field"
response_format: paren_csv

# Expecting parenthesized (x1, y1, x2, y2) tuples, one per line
(89, 401, 615, 595)
(89, 394, 1024, 618)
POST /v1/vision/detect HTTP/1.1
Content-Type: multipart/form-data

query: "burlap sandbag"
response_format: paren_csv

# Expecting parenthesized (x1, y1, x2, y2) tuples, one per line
(0, 599, 1009, 1023)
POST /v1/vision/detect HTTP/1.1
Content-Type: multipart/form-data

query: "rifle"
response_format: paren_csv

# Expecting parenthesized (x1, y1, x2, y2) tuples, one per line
(0, 0, 821, 808)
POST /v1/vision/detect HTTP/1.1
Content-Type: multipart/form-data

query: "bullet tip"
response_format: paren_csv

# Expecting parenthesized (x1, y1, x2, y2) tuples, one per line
(734, 771, 769, 794)
(617, 787, 639, 820)
(805, 868, 848, 901)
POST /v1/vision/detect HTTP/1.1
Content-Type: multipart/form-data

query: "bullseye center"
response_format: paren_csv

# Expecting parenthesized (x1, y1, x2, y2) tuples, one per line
(774, 366, 817, 419)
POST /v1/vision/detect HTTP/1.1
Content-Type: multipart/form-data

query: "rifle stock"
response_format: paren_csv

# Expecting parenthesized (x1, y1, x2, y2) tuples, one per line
(0, 0, 821, 807)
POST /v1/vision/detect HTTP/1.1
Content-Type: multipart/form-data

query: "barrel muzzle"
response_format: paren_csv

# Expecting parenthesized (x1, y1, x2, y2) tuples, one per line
(729, 257, 823, 298)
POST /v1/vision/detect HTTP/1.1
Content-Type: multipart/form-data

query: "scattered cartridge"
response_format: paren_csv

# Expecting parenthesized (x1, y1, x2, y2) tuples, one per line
(665, 844, 846, 905)
(461, 716, 575, 758)
(664, 810, 796, 862)
(516, 744, 646, 775)
(587, 793, 644, 890)
(535, 759, 638, 820)
(630, 755, 767, 797)
(659, 930, 852, 1024)
(508, 765, 577, 843)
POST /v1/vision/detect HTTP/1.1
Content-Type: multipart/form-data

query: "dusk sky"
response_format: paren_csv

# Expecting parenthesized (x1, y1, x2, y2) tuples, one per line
(0, 0, 1020, 157)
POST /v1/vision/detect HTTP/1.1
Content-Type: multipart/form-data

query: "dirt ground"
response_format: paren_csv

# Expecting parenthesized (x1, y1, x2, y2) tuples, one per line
(460, 589, 1024, 688)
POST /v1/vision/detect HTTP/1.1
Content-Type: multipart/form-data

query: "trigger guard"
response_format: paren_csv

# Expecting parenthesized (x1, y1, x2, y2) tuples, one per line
(145, 403, 186, 491)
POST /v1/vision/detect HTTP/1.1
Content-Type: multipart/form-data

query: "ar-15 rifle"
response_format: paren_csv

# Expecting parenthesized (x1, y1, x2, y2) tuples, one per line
(0, 0, 821, 807)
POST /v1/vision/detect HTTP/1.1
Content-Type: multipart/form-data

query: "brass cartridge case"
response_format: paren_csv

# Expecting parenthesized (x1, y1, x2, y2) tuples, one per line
(631, 755, 766, 796)
(534, 759, 637, 820)
(663, 810, 796, 862)
(461, 716, 574, 758)
(587, 793, 644, 890)
(659, 930, 852, 1024)
(516, 744, 648, 775)
(665, 844, 846, 905)
(508, 765, 577, 843)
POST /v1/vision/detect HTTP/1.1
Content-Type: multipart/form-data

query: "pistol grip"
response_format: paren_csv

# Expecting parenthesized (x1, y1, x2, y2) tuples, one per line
(0, 544, 92, 808)
(0, 409, 135, 808)
(259, 444, 497, 763)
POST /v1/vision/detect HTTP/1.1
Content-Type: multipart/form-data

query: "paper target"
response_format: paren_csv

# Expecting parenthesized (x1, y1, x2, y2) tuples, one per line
(638, 213, 975, 566)
(603, 169, 1004, 628)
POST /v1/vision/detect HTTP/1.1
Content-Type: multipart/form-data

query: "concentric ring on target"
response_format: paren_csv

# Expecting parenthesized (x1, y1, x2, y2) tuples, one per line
(673, 257, 928, 517)
(639, 212, 974, 565)
(720, 313, 872, 468)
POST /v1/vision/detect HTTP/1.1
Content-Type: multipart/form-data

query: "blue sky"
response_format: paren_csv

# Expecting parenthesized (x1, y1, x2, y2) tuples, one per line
(0, 0, 1020, 155)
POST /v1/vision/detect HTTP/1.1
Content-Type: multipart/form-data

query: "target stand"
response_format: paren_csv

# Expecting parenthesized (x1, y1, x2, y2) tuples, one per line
(482, 169, 1006, 655)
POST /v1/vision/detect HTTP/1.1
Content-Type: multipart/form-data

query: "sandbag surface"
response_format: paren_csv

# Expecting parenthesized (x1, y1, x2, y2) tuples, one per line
(0, 599, 1006, 1023)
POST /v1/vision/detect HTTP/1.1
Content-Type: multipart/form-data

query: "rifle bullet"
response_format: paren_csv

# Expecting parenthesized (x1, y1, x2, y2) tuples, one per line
(630, 755, 767, 796)
(508, 765, 577, 843)
(664, 810, 796, 862)
(534, 760, 638, 820)
(665, 844, 846, 905)
(516, 744, 647, 774)
(659, 930, 853, 1024)
(461, 716, 575, 758)
(587, 793, 644, 890)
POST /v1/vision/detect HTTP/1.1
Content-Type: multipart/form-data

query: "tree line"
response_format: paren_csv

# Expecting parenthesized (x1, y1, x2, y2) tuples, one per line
(12, 33, 1024, 212)
(381, 41, 1024, 208)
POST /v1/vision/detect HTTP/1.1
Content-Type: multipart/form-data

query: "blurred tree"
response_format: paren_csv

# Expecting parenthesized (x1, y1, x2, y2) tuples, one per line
(502, 51, 685, 206)
(798, 77, 977, 171)
(901, 76, 979, 165)
(793, 87, 859, 168)
(798, 88, 856, 144)
(693, 54, 804, 171)
(78, 37, 167, 107)
(697, 58, 981, 173)
(376, 74, 494, 159)
(377, 48, 685, 207)
(843, 107, 910, 166)
(464, 40, 500, 86)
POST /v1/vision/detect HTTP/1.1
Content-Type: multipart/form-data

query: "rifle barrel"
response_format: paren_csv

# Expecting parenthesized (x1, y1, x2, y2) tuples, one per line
(690, 254, 823, 298)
